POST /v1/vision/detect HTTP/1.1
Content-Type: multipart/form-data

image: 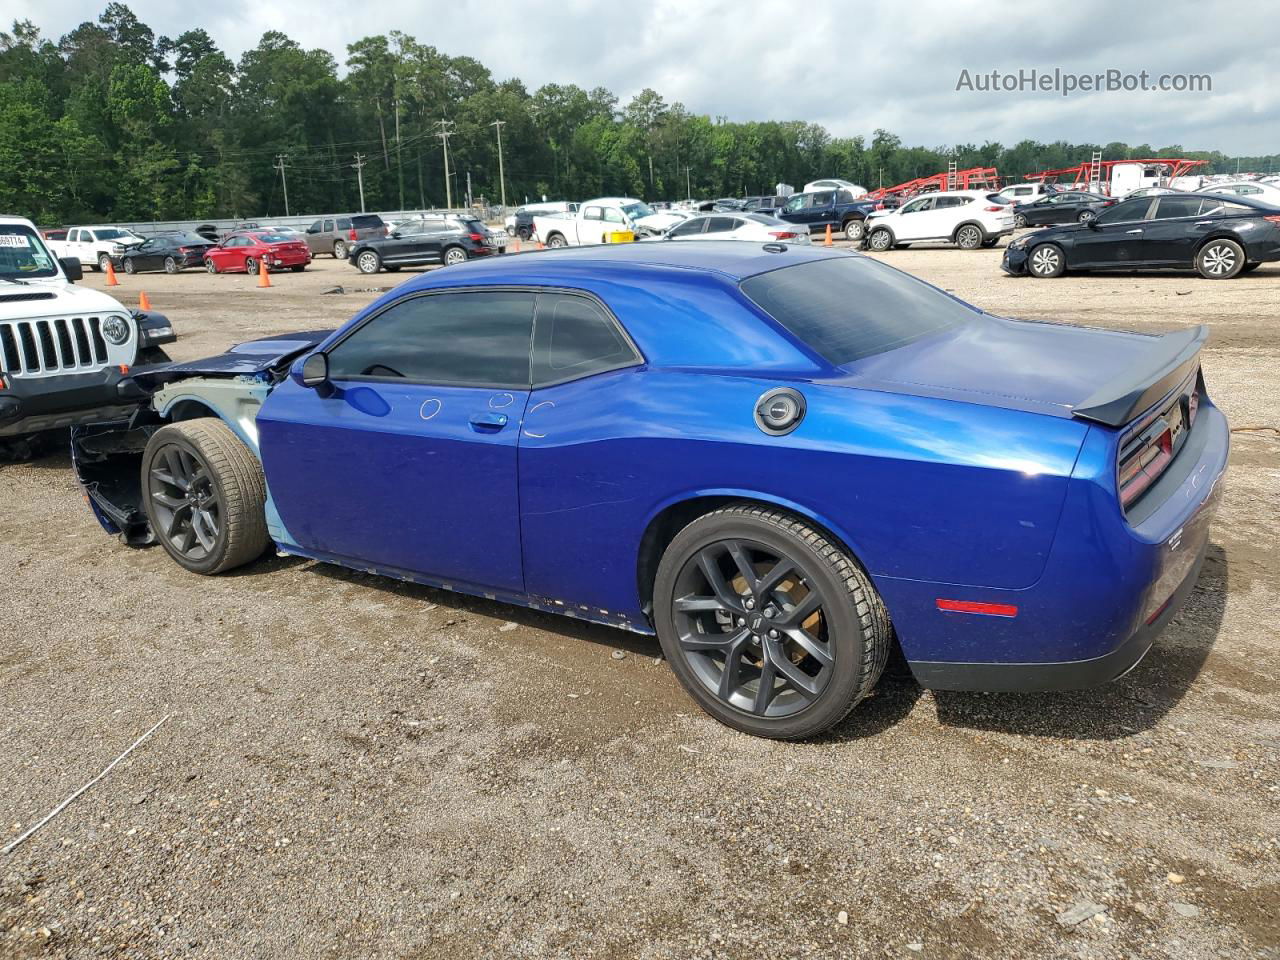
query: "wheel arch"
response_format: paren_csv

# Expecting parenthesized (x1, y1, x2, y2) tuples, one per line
(1193, 230, 1245, 255)
(634, 490, 876, 620)
(951, 219, 985, 242)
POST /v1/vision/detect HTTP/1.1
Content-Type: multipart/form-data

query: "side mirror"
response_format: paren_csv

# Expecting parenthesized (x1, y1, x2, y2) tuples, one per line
(1087, 219, 1100, 230)
(60, 257, 83, 282)
(298, 352, 329, 389)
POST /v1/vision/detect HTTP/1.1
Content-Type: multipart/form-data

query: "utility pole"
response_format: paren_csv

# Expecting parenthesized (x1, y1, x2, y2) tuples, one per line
(351, 153, 367, 213)
(436, 119, 455, 209)
(685, 165, 691, 200)
(394, 97, 403, 210)
(273, 154, 291, 216)
(489, 119, 507, 210)
(466, 171, 472, 209)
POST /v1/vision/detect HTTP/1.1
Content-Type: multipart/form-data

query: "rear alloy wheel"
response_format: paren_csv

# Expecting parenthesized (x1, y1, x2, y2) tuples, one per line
(122, 258, 136, 274)
(1028, 243, 1066, 278)
(141, 419, 269, 575)
(956, 225, 983, 249)
(205, 259, 218, 274)
(1014, 212, 1028, 228)
(1077, 210, 1096, 223)
(868, 228, 893, 251)
(654, 504, 891, 740)
(1196, 238, 1245, 279)
(333, 239, 348, 260)
(844, 219, 864, 241)
(546, 233, 567, 249)
(356, 250, 381, 274)
(443, 246, 467, 266)
(243, 257, 258, 275)
(163, 256, 179, 274)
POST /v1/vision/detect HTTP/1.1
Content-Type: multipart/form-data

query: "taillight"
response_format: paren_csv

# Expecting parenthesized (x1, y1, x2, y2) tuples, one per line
(179, 246, 192, 252)
(349, 228, 357, 241)
(768, 231, 799, 239)
(469, 232, 487, 242)
(984, 205, 1005, 212)
(1264, 215, 1280, 224)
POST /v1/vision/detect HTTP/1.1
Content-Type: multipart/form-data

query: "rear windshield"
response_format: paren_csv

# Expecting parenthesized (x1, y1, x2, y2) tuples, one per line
(352, 215, 384, 229)
(258, 234, 293, 243)
(740, 257, 980, 365)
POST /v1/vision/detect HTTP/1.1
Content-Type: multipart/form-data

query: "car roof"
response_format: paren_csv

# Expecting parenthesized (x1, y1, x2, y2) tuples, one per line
(411, 240, 852, 284)
(1192, 192, 1279, 210)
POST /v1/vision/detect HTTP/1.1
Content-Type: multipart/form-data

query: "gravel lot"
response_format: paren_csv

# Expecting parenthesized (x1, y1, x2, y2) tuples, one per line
(2, 243, 1277, 959)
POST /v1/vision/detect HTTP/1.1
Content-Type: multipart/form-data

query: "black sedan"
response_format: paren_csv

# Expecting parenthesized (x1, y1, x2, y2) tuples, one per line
(1013, 191, 1116, 227)
(116, 232, 214, 274)
(347, 218, 497, 274)
(1002, 193, 1280, 280)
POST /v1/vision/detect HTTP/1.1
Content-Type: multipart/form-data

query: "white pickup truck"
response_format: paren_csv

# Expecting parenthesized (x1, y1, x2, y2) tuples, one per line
(532, 198, 686, 248)
(1, 216, 177, 459)
(47, 225, 146, 272)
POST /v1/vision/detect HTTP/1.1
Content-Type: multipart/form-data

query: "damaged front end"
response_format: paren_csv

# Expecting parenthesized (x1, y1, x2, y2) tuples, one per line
(72, 330, 332, 545)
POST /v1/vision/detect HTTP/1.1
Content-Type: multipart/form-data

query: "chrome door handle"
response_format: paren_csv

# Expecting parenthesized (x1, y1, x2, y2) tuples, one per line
(1125, 229, 1144, 234)
(1194, 221, 1212, 225)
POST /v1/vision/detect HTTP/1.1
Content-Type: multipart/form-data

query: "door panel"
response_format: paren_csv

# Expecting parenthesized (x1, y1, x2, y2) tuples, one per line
(258, 379, 529, 591)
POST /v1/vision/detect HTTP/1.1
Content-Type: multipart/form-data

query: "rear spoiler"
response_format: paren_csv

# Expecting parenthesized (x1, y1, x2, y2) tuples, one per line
(1071, 325, 1207, 427)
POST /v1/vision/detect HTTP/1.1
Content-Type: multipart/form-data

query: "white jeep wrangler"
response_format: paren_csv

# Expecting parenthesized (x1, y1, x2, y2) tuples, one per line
(1, 216, 176, 459)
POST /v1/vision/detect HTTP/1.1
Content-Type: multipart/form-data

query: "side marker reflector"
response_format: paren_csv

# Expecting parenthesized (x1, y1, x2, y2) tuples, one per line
(936, 598, 1019, 618)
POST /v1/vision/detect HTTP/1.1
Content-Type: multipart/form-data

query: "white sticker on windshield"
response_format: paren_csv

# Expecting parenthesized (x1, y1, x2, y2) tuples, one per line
(0, 234, 32, 248)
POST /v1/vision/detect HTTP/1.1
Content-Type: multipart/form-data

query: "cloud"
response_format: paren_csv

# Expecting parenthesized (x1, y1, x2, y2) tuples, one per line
(9, 0, 1278, 155)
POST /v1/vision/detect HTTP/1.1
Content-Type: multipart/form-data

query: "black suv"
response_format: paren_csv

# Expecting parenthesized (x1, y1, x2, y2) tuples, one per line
(347, 218, 498, 273)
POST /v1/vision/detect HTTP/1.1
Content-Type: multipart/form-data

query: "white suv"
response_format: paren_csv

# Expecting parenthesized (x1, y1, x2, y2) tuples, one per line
(862, 191, 1016, 251)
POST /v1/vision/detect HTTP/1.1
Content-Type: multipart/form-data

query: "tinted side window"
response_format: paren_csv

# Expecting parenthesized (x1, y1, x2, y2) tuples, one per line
(704, 217, 738, 232)
(328, 291, 536, 387)
(322, 219, 334, 232)
(740, 257, 979, 365)
(532, 293, 639, 387)
(352, 215, 383, 229)
(1151, 197, 1205, 220)
(668, 219, 705, 238)
(1095, 199, 1153, 224)
(337, 218, 352, 230)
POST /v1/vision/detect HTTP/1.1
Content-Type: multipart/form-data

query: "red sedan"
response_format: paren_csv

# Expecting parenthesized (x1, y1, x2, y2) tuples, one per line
(204, 231, 312, 274)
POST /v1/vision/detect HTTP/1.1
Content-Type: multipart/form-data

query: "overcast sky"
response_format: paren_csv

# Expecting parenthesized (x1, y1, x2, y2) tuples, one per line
(10, 0, 1279, 157)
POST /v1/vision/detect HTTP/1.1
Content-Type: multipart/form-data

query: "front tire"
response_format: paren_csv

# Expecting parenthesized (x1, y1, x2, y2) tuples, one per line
(843, 219, 864, 242)
(1027, 243, 1066, 278)
(356, 250, 382, 274)
(1196, 238, 1245, 279)
(1077, 210, 1096, 223)
(205, 258, 218, 274)
(868, 228, 893, 252)
(243, 257, 257, 275)
(122, 258, 137, 274)
(1014, 213, 1028, 228)
(653, 504, 891, 740)
(141, 420, 269, 576)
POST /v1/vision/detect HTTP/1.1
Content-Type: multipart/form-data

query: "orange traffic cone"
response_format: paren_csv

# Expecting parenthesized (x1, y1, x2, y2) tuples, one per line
(513, 237, 522, 253)
(257, 259, 271, 288)
(138, 290, 151, 311)
(824, 224, 833, 247)
(536, 239, 545, 250)
(105, 260, 120, 286)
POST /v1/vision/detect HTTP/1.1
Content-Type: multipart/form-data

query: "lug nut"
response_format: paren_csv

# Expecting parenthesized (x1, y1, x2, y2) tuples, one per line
(768, 629, 779, 639)
(763, 609, 775, 618)
(745, 598, 755, 610)
(736, 617, 745, 627)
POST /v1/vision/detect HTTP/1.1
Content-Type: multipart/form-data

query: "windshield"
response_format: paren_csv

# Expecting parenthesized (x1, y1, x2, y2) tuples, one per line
(0, 224, 60, 280)
(621, 202, 655, 220)
(740, 257, 980, 365)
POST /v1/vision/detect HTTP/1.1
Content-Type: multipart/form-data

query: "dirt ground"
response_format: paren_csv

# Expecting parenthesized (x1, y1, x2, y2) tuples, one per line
(1, 242, 1277, 960)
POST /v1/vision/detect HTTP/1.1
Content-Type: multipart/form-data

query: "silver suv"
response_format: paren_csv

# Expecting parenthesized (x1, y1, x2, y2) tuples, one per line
(303, 214, 387, 260)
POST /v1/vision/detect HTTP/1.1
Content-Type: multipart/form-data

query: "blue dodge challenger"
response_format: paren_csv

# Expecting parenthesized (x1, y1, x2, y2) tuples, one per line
(73, 242, 1228, 739)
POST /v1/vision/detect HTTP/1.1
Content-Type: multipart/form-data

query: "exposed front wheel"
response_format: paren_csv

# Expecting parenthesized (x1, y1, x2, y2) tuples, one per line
(653, 504, 891, 740)
(868, 228, 893, 251)
(843, 219, 864, 241)
(356, 250, 381, 274)
(955, 225, 983, 249)
(141, 419, 269, 575)
(1196, 238, 1244, 279)
(1027, 243, 1066, 278)
(122, 258, 136, 274)
(1014, 213, 1027, 228)
(205, 259, 218, 274)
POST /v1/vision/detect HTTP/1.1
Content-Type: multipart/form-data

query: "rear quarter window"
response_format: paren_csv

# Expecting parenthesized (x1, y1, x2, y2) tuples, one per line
(352, 215, 384, 229)
(740, 257, 979, 365)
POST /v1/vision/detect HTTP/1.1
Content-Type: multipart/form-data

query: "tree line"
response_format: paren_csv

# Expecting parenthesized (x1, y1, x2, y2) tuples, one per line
(1, 4, 1275, 225)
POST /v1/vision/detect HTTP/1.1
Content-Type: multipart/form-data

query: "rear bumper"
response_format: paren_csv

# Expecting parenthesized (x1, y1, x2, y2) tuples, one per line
(893, 402, 1228, 692)
(0, 367, 136, 437)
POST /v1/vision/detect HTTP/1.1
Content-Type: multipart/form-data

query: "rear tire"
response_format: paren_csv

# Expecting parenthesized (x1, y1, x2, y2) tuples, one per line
(243, 257, 257, 276)
(1014, 213, 1028, 228)
(955, 224, 983, 249)
(97, 253, 111, 272)
(1027, 243, 1066, 278)
(163, 256, 179, 274)
(546, 233, 567, 248)
(443, 246, 467, 266)
(141, 419, 269, 576)
(1196, 238, 1245, 279)
(653, 503, 891, 740)
(1077, 210, 1096, 223)
(333, 240, 348, 260)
